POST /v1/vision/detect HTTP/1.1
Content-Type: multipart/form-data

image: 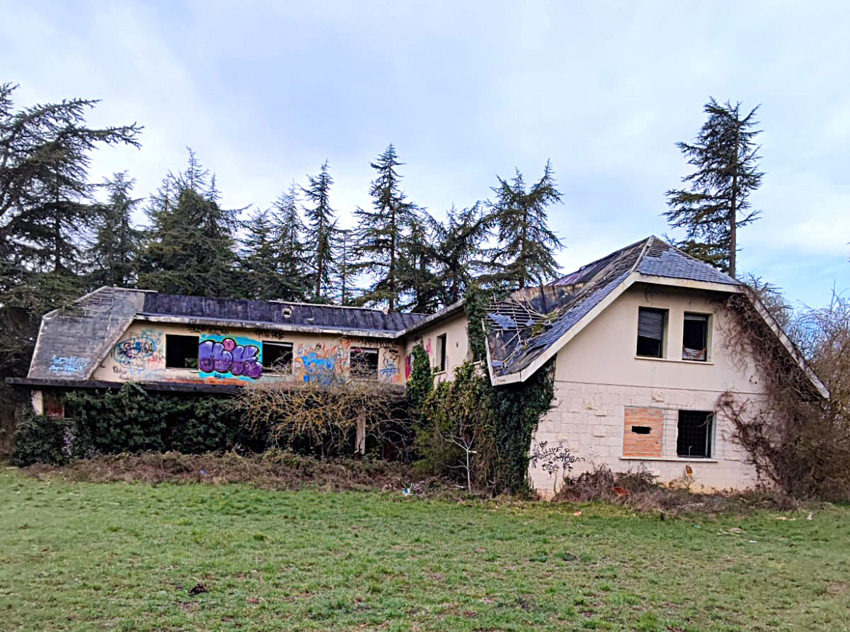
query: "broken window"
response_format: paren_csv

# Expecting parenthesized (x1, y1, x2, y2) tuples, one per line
(436, 334, 447, 372)
(350, 347, 379, 380)
(262, 341, 293, 373)
(636, 307, 667, 358)
(677, 410, 713, 458)
(44, 392, 65, 418)
(682, 313, 709, 361)
(165, 334, 199, 369)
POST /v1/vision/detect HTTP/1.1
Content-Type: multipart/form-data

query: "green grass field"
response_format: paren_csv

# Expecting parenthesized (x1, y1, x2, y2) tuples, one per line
(1, 470, 849, 631)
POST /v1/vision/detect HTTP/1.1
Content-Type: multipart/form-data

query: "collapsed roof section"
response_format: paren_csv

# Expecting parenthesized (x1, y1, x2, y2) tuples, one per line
(485, 236, 741, 381)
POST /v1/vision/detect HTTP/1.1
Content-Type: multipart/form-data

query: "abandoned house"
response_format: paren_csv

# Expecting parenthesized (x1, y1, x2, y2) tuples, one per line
(9, 236, 828, 493)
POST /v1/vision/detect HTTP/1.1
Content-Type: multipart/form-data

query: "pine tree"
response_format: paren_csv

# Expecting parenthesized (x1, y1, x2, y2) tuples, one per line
(302, 161, 337, 302)
(486, 161, 564, 290)
(665, 98, 763, 277)
(241, 208, 279, 300)
(397, 220, 441, 313)
(139, 150, 240, 297)
(269, 183, 310, 301)
(89, 171, 142, 288)
(353, 145, 420, 310)
(338, 228, 354, 306)
(430, 203, 491, 306)
(0, 83, 140, 425)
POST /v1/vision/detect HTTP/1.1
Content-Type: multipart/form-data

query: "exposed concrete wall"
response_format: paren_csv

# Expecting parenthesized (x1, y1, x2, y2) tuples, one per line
(531, 283, 761, 493)
(91, 320, 405, 386)
(402, 312, 471, 384)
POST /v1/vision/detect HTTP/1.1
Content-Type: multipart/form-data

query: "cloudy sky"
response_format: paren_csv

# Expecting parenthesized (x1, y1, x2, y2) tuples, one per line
(2, 0, 848, 307)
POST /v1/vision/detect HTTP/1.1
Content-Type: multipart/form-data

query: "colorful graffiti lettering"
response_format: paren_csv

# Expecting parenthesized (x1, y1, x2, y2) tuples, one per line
(49, 355, 89, 374)
(113, 333, 158, 365)
(380, 357, 399, 382)
(199, 335, 262, 380)
(295, 342, 348, 385)
(405, 353, 413, 380)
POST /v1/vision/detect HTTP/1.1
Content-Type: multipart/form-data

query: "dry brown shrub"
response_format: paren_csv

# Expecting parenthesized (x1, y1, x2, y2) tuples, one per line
(233, 368, 411, 458)
(720, 291, 850, 500)
(23, 451, 455, 494)
(553, 464, 802, 517)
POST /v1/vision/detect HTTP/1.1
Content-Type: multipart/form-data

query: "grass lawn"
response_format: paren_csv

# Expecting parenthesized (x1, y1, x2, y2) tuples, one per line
(1, 470, 849, 631)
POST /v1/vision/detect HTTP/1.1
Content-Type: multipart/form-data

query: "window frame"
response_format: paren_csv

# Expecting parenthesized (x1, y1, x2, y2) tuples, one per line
(636, 307, 668, 359)
(165, 334, 199, 370)
(350, 346, 379, 381)
(682, 312, 711, 362)
(435, 333, 447, 373)
(262, 341, 294, 374)
(676, 410, 714, 459)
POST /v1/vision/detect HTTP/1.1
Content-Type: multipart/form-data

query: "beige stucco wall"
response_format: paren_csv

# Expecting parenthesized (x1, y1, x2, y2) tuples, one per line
(402, 312, 471, 384)
(91, 320, 405, 386)
(531, 283, 761, 494)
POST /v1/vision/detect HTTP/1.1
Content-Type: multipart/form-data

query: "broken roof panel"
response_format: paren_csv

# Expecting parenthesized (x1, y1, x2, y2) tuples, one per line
(487, 236, 741, 379)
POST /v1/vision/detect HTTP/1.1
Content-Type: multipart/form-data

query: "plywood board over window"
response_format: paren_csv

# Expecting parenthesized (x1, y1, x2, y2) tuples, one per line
(623, 407, 663, 458)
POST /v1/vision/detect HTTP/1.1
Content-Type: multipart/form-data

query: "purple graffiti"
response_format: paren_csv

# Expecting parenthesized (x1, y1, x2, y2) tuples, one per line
(199, 338, 262, 379)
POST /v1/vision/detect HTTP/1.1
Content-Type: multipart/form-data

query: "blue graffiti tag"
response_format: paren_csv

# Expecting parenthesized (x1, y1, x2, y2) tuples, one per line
(49, 355, 89, 374)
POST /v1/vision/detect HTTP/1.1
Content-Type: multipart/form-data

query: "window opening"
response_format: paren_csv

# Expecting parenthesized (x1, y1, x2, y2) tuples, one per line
(677, 410, 713, 458)
(350, 347, 379, 380)
(682, 313, 709, 361)
(165, 334, 199, 369)
(263, 341, 293, 373)
(636, 307, 667, 358)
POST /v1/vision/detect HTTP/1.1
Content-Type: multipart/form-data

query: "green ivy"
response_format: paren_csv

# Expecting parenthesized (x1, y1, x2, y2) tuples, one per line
(406, 344, 433, 422)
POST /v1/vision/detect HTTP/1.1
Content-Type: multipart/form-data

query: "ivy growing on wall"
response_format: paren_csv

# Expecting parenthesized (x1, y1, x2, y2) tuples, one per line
(415, 292, 556, 495)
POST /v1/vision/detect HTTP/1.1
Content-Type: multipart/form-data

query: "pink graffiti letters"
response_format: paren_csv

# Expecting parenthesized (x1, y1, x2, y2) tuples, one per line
(199, 337, 262, 379)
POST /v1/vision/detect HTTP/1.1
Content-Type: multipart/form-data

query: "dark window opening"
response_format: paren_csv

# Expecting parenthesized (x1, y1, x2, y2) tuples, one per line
(436, 334, 447, 372)
(263, 341, 293, 373)
(350, 347, 379, 380)
(631, 425, 651, 435)
(44, 392, 65, 418)
(165, 334, 199, 369)
(636, 307, 667, 358)
(682, 313, 709, 361)
(677, 410, 713, 458)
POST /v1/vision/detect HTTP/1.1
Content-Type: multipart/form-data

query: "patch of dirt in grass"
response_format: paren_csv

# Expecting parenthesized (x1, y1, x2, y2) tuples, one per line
(23, 451, 456, 495)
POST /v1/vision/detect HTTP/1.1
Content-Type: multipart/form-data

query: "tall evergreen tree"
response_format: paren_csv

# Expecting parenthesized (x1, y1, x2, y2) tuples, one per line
(0, 83, 140, 434)
(302, 161, 337, 302)
(269, 183, 310, 301)
(397, 220, 441, 313)
(338, 228, 354, 306)
(665, 98, 763, 277)
(486, 161, 564, 290)
(353, 145, 420, 310)
(89, 171, 142, 288)
(139, 150, 240, 297)
(430, 203, 491, 306)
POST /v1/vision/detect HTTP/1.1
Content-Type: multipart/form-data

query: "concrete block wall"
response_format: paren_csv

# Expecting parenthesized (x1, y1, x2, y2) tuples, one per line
(530, 380, 760, 493)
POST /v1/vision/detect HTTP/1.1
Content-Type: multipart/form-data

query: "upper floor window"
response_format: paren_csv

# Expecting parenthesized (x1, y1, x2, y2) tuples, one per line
(636, 307, 667, 358)
(350, 347, 379, 380)
(682, 313, 710, 361)
(435, 334, 447, 372)
(263, 341, 293, 373)
(165, 334, 199, 369)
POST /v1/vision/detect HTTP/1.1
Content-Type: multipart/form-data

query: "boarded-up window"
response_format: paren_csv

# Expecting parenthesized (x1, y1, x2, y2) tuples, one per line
(623, 407, 663, 457)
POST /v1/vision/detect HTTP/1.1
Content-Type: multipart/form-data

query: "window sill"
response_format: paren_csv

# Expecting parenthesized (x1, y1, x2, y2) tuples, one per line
(433, 370, 447, 376)
(634, 355, 714, 365)
(620, 456, 718, 463)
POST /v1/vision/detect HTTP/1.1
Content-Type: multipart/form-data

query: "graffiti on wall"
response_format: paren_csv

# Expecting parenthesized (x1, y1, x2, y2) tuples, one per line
(110, 329, 164, 379)
(405, 353, 413, 380)
(295, 339, 350, 385)
(49, 355, 89, 375)
(199, 335, 263, 380)
(379, 346, 400, 383)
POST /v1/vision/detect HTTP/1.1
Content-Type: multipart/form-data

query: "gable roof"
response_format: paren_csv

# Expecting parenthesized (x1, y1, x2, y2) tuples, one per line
(27, 287, 428, 381)
(484, 236, 828, 399)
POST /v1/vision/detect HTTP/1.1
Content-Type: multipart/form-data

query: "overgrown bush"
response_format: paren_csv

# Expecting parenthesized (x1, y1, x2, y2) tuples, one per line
(417, 359, 555, 495)
(11, 408, 75, 466)
(722, 291, 850, 500)
(12, 384, 240, 465)
(235, 372, 410, 459)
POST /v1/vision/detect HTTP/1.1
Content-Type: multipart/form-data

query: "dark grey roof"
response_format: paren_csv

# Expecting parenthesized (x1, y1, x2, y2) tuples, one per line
(142, 293, 426, 332)
(487, 236, 740, 378)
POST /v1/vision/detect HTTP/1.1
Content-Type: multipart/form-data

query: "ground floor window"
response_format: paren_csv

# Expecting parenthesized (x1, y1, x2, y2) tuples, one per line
(677, 410, 713, 458)
(350, 347, 379, 380)
(165, 334, 199, 369)
(262, 341, 293, 373)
